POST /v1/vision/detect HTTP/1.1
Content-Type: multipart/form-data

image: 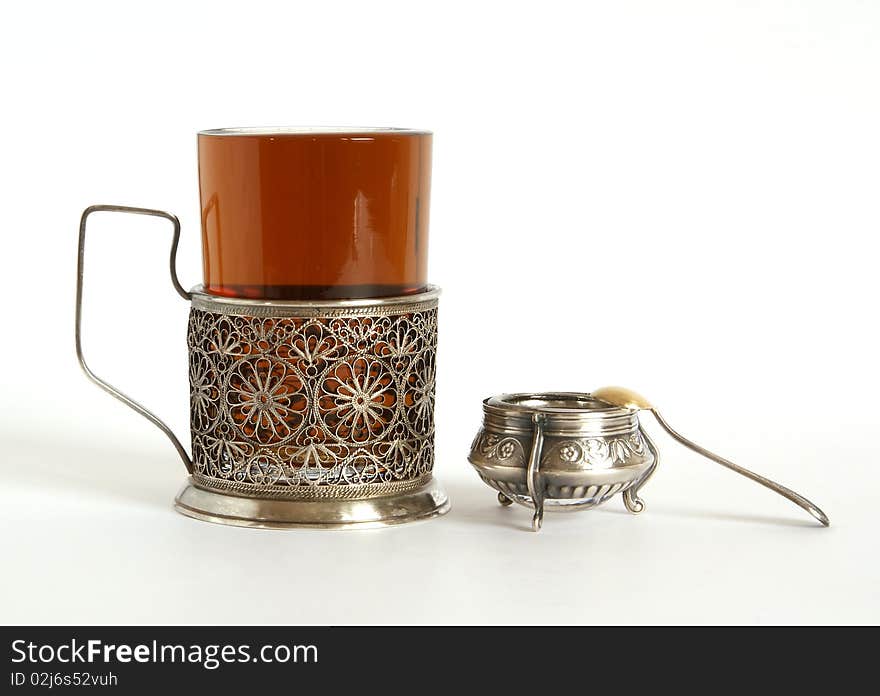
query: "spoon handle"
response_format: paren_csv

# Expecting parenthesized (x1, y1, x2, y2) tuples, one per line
(650, 409, 830, 527)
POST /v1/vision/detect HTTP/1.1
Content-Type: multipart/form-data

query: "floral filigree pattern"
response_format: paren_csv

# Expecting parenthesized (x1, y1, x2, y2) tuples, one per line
(189, 349, 220, 434)
(319, 357, 395, 443)
(226, 357, 306, 444)
(405, 354, 435, 435)
(201, 423, 254, 477)
(242, 453, 283, 485)
(280, 322, 344, 377)
(187, 304, 437, 490)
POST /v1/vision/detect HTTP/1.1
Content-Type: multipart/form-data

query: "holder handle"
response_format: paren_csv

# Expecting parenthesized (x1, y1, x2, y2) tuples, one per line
(76, 204, 193, 473)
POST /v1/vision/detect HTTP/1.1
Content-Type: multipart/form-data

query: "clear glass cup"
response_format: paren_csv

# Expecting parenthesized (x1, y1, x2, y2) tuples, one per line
(198, 127, 432, 300)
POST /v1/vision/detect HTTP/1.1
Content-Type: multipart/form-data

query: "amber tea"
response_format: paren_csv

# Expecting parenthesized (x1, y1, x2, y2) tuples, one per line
(198, 127, 432, 300)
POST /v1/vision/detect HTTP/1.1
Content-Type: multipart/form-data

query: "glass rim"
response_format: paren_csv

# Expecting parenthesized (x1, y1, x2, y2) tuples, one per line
(189, 284, 441, 309)
(198, 126, 431, 137)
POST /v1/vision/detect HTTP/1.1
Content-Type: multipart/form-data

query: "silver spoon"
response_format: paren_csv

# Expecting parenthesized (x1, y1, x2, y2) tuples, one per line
(591, 386, 830, 527)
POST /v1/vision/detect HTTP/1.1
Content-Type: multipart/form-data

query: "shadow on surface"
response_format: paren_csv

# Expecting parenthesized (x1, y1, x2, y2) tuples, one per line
(595, 502, 821, 528)
(5, 429, 821, 530)
(438, 477, 540, 531)
(1, 426, 179, 510)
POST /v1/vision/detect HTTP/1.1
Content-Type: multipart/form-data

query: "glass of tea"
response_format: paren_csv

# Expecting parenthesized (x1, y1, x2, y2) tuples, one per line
(197, 127, 432, 300)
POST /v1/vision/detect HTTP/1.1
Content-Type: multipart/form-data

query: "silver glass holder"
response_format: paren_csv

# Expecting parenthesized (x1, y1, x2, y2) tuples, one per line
(76, 205, 449, 529)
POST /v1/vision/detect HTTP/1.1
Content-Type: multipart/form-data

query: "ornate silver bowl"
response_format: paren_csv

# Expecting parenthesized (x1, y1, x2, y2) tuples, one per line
(468, 393, 658, 531)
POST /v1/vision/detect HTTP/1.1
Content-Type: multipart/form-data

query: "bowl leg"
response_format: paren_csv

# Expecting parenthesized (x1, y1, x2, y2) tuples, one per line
(497, 491, 514, 507)
(624, 456, 658, 514)
(531, 504, 544, 532)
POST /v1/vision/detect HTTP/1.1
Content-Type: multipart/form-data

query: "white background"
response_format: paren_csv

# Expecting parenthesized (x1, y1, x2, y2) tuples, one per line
(1, 1, 877, 624)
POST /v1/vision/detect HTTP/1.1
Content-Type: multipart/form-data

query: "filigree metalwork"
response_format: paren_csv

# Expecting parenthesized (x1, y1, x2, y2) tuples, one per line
(188, 301, 438, 499)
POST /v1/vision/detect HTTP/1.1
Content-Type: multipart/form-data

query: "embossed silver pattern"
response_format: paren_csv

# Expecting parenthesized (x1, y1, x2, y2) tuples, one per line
(187, 293, 438, 499)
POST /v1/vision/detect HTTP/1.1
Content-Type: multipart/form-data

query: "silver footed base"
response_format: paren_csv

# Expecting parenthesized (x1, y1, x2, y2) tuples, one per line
(173, 477, 450, 530)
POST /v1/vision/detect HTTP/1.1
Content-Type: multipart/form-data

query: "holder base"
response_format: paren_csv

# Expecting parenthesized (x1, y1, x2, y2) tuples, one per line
(173, 477, 450, 530)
